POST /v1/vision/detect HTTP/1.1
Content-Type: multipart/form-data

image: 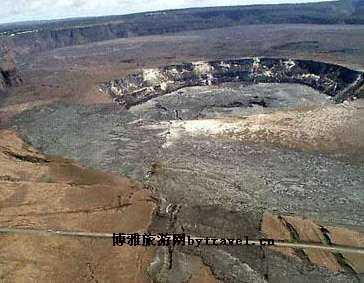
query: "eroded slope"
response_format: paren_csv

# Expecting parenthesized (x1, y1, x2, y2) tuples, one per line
(0, 129, 157, 282)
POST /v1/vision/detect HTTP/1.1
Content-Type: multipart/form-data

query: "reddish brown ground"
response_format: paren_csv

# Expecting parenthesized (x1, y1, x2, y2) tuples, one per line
(262, 212, 364, 273)
(0, 129, 155, 282)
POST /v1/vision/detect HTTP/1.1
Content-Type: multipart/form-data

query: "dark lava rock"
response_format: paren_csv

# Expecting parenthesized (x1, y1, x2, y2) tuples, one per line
(104, 57, 364, 107)
(0, 46, 22, 89)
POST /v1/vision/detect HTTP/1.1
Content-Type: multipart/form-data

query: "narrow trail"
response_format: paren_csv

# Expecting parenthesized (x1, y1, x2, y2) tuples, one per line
(1, 227, 364, 255)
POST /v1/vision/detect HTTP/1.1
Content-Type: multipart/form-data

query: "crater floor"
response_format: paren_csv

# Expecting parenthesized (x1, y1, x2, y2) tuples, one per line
(130, 83, 332, 120)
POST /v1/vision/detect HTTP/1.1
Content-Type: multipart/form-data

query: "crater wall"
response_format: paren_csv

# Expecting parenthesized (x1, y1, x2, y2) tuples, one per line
(1, 23, 129, 54)
(103, 57, 364, 108)
(0, 47, 22, 90)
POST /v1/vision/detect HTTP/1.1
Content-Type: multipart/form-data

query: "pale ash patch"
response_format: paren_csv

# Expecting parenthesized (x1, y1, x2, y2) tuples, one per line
(284, 59, 296, 70)
(192, 61, 214, 76)
(301, 73, 321, 80)
(143, 68, 166, 85)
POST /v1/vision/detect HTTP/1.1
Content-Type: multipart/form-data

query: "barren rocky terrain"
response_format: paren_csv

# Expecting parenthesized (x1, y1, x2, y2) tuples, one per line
(1, 6, 364, 283)
(8, 70, 364, 282)
(0, 130, 157, 282)
(0, 46, 22, 91)
(1, 129, 364, 282)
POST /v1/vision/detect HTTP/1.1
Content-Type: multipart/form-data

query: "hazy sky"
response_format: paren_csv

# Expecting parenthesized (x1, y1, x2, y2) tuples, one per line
(1, 0, 334, 24)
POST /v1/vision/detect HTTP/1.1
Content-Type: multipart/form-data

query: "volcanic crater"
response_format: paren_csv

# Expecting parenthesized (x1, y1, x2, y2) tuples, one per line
(8, 57, 364, 282)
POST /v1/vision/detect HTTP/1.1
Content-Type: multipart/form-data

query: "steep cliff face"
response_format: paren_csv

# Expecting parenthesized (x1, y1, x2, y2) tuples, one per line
(0, 47, 22, 90)
(2, 22, 129, 54)
(103, 57, 364, 108)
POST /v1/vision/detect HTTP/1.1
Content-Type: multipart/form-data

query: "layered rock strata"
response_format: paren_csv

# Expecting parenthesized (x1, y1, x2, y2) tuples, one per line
(104, 58, 364, 107)
(0, 47, 22, 90)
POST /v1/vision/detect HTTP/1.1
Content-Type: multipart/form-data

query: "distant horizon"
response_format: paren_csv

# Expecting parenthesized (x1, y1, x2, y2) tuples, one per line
(0, 0, 336, 25)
